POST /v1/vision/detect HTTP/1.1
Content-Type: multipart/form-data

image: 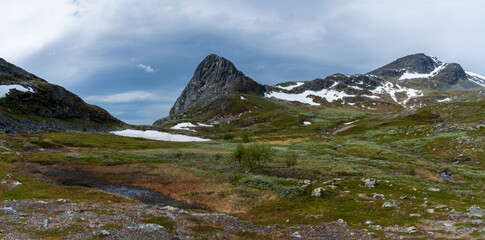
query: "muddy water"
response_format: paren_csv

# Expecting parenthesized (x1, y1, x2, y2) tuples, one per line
(28, 163, 204, 209)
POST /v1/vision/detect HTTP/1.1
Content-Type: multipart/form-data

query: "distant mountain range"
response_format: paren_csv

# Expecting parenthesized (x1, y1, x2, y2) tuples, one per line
(164, 53, 485, 122)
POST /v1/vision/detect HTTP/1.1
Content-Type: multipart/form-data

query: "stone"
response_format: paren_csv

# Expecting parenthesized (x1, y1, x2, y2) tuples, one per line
(470, 220, 483, 225)
(426, 209, 435, 213)
(311, 187, 327, 197)
(99, 230, 110, 236)
(439, 170, 451, 181)
(400, 196, 408, 200)
(362, 178, 377, 187)
(427, 187, 440, 192)
(372, 193, 385, 199)
(369, 225, 382, 230)
(364, 221, 372, 225)
(337, 219, 346, 225)
(2, 206, 17, 214)
(409, 213, 421, 217)
(292, 231, 302, 238)
(137, 224, 165, 232)
(467, 205, 483, 218)
(382, 201, 397, 208)
(405, 226, 417, 233)
(44, 218, 51, 228)
(56, 198, 71, 203)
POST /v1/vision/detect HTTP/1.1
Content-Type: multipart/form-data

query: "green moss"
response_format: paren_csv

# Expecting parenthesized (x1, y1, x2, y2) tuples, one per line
(144, 216, 175, 231)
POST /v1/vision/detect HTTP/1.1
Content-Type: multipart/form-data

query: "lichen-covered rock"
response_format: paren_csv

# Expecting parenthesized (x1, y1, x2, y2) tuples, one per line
(311, 187, 327, 197)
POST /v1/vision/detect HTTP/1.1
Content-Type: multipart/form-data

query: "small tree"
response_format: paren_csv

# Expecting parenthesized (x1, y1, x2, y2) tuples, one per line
(233, 144, 273, 173)
(285, 152, 298, 168)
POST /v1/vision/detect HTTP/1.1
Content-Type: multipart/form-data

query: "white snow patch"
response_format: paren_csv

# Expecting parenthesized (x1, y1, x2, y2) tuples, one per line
(111, 129, 210, 142)
(437, 98, 452, 103)
(240, 96, 246, 100)
(303, 121, 312, 125)
(196, 122, 214, 127)
(399, 64, 447, 80)
(344, 120, 359, 125)
(265, 89, 355, 106)
(370, 82, 423, 107)
(276, 82, 304, 91)
(0, 85, 33, 98)
(465, 71, 485, 87)
(171, 122, 213, 131)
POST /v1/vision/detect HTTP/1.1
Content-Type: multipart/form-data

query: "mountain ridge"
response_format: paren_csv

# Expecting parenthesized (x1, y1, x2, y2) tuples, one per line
(161, 53, 485, 124)
(0, 57, 123, 133)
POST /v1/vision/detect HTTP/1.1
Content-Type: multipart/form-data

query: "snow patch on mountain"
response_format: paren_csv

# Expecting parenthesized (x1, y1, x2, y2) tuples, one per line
(465, 71, 485, 87)
(370, 82, 423, 107)
(0, 85, 33, 98)
(265, 89, 355, 105)
(276, 82, 304, 91)
(399, 63, 447, 80)
(171, 122, 214, 131)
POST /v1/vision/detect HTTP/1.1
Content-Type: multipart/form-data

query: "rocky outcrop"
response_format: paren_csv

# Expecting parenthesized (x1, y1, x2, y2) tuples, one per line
(0, 57, 122, 133)
(169, 54, 265, 116)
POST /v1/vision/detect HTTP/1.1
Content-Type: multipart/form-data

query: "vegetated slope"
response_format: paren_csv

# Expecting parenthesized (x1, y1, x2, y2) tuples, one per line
(0, 58, 123, 133)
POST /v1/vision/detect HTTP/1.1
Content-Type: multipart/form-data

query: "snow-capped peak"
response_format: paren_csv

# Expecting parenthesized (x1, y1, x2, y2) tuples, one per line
(425, 54, 443, 65)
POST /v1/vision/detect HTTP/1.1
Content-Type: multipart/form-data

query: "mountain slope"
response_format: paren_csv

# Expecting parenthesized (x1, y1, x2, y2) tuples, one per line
(0, 58, 122, 133)
(169, 54, 266, 116)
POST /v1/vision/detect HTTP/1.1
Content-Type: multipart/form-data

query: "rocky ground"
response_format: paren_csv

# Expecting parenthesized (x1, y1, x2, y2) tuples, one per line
(1, 198, 371, 240)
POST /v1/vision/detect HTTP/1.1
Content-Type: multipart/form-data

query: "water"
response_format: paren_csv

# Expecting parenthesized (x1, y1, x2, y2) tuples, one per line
(95, 185, 167, 204)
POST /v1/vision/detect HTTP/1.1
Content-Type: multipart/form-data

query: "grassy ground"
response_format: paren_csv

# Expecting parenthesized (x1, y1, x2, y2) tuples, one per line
(0, 98, 483, 238)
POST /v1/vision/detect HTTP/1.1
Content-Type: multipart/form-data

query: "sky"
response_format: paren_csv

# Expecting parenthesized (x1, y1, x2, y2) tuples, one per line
(2, 0, 485, 125)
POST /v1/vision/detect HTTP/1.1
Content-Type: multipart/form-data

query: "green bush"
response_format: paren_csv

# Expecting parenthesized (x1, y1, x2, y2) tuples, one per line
(222, 133, 234, 140)
(241, 132, 251, 143)
(285, 152, 298, 168)
(233, 144, 274, 173)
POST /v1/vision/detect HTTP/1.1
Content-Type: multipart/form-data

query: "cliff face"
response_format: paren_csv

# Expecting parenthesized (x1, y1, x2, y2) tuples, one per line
(169, 54, 265, 115)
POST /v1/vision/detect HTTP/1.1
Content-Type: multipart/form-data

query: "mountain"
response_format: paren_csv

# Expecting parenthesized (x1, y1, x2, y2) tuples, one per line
(0, 58, 122, 133)
(156, 53, 485, 127)
(265, 53, 485, 110)
(169, 54, 266, 115)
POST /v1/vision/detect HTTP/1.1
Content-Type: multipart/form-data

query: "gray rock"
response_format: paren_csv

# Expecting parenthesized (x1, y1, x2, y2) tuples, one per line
(372, 193, 385, 199)
(137, 223, 165, 232)
(99, 230, 110, 236)
(405, 226, 417, 233)
(363, 178, 378, 187)
(382, 201, 397, 208)
(292, 231, 302, 238)
(427, 187, 440, 192)
(44, 218, 51, 228)
(337, 219, 346, 225)
(2, 206, 17, 214)
(311, 187, 327, 197)
(56, 198, 71, 203)
(467, 205, 483, 218)
(369, 225, 382, 230)
(426, 209, 435, 213)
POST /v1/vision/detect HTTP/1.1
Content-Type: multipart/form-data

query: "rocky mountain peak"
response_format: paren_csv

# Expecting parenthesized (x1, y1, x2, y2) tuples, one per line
(368, 53, 443, 78)
(169, 54, 265, 116)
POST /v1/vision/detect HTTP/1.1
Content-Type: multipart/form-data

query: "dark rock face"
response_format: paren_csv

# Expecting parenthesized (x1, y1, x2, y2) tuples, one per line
(169, 54, 266, 116)
(0, 57, 122, 132)
(368, 53, 480, 90)
(368, 53, 441, 78)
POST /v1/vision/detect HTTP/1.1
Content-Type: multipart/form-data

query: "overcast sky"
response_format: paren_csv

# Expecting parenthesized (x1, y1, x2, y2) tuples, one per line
(2, 0, 485, 124)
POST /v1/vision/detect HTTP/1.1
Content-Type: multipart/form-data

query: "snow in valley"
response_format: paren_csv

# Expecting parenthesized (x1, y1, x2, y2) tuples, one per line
(111, 129, 210, 142)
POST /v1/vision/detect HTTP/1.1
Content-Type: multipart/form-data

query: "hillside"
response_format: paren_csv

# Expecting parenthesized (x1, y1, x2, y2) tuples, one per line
(0, 58, 123, 133)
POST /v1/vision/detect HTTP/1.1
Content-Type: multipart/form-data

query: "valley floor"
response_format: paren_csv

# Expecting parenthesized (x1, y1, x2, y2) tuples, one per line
(0, 101, 484, 239)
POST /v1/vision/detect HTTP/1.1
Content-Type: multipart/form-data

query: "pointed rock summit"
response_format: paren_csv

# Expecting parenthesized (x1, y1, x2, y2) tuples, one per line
(169, 54, 265, 115)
